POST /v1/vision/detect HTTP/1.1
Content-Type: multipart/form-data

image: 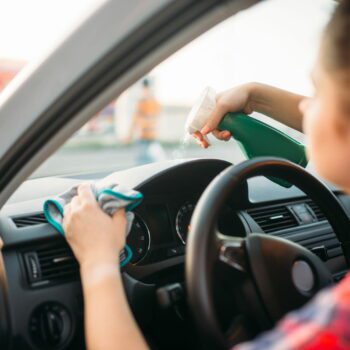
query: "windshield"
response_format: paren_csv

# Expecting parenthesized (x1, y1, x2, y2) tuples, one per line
(1, 0, 333, 178)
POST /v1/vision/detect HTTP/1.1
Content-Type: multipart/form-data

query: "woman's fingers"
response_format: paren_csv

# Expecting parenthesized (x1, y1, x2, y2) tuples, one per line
(212, 129, 231, 141)
(191, 93, 230, 146)
(112, 209, 127, 240)
(200, 101, 228, 135)
(71, 195, 81, 210)
(192, 128, 231, 147)
(192, 131, 203, 142)
(77, 183, 96, 204)
(64, 202, 72, 217)
(63, 203, 72, 235)
(192, 131, 209, 148)
(112, 208, 126, 225)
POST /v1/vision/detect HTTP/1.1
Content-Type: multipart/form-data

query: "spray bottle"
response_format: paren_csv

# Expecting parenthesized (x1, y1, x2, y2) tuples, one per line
(185, 87, 307, 187)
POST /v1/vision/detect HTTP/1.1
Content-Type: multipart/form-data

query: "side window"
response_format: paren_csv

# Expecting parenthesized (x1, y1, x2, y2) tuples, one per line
(31, 0, 333, 178)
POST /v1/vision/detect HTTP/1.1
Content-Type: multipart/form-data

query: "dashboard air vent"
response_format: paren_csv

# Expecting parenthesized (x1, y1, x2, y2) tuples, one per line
(247, 205, 298, 233)
(306, 200, 326, 222)
(12, 213, 47, 228)
(23, 242, 79, 286)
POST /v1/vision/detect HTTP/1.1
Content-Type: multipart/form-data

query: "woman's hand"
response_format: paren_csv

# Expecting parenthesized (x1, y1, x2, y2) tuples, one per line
(193, 83, 254, 148)
(63, 183, 127, 269)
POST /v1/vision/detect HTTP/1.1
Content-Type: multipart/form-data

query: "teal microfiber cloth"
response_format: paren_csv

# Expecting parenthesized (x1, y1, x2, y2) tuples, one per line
(43, 183, 143, 267)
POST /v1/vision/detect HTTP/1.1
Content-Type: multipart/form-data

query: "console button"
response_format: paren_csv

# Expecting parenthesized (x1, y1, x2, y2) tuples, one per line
(311, 246, 328, 261)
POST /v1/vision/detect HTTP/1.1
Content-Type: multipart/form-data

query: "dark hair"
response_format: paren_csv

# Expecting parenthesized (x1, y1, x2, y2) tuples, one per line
(322, 0, 350, 74)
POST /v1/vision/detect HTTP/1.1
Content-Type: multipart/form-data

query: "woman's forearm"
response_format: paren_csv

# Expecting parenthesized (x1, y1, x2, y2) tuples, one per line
(248, 83, 305, 132)
(80, 264, 149, 350)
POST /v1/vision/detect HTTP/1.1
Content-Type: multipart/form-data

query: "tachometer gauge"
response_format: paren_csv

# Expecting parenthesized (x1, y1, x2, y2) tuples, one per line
(126, 215, 150, 264)
(175, 202, 195, 244)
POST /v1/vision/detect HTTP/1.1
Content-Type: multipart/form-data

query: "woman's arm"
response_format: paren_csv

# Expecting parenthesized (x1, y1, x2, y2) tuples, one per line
(248, 83, 304, 131)
(80, 261, 148, 350)
(194, 83, 305, 148)
(63, 184, 149, 350)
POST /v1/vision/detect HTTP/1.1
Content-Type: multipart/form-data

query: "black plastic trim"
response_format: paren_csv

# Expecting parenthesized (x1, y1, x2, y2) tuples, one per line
(0, 250, 11, 349)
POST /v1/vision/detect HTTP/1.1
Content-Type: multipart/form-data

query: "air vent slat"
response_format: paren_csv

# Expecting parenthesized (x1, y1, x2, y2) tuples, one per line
(254, 217, 295, 224)
(37, 248, 71, 257)
(39, 256, 74, 264)
(248, 197, 331, 234)
(253, 214, 292, 222)
(247, 205, 298, 233)
(247, 208, 290, 216)
(306, 200, 326, 221)
(23, 241, 79, 286)
(42, 269, 78, 278)
(39, 258, 76, 268)
(255, 224, 297, 232)
(247, 198, 342, 262)
(12, 213, 47, 228)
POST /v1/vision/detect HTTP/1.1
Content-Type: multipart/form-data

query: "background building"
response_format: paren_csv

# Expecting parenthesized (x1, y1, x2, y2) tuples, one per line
(0, 59, 25, 92)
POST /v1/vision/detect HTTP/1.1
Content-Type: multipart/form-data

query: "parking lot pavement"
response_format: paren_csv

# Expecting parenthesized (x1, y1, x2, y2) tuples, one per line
(32, 142, 245, 178)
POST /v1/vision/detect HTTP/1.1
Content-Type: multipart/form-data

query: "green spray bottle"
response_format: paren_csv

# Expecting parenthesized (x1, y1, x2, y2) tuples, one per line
(185, 87, 307, 187)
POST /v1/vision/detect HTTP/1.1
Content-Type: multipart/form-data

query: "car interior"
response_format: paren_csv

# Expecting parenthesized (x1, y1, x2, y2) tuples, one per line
(0, 1, 347, 350)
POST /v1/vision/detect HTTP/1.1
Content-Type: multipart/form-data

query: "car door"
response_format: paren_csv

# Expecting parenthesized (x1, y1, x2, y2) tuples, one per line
(0, 1, 256, 348)
(0, 0, 254, 210)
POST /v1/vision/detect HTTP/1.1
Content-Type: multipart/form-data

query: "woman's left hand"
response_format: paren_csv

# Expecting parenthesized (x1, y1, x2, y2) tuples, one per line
(63, 183, 127, 269)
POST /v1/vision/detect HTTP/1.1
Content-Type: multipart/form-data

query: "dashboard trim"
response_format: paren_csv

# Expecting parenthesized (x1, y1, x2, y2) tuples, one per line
(128, 213, 152, 265)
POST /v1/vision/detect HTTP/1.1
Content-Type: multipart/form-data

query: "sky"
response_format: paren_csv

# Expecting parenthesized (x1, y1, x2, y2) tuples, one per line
(0, 0, 102, 62)
(0, 0, 334, 106)
(153, 0, 334, 105)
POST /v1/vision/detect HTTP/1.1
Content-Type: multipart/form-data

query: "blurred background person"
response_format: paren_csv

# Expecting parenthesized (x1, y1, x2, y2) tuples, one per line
(125, 78, 166, 165)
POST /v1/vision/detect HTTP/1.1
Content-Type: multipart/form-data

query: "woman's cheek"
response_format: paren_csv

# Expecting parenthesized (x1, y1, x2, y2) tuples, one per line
(301, 99, 337, 183)
(302, 99, 322, 161)
(302, 97, 350, 188)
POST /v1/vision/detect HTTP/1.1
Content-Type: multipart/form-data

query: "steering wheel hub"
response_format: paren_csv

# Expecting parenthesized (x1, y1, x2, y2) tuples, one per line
(292, 260, 315, 293)
(245, 233, 332, 322)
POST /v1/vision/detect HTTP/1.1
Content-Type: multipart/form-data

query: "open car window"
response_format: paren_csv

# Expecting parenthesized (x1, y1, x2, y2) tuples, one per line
(28, 0, 333, 178)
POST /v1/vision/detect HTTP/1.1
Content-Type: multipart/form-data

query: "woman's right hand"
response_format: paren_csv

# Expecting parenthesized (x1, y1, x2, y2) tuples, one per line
(193, 83, 254, 148)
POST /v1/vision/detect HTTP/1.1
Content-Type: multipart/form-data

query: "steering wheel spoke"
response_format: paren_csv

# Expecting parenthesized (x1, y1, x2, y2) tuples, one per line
(217, 234, 247, 273)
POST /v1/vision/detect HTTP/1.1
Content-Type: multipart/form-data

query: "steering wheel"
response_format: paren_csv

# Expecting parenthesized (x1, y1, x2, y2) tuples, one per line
(186, 157, 350, 350)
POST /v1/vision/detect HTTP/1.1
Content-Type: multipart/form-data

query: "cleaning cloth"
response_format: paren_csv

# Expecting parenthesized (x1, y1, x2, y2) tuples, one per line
(43, 183, 143, 267)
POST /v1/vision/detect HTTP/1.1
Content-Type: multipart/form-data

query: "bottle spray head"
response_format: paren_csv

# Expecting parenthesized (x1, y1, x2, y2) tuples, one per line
(185, 87, 216, 144)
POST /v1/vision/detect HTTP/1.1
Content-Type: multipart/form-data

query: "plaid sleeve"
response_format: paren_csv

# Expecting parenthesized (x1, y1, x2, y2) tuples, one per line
(233, 273, 350, 350)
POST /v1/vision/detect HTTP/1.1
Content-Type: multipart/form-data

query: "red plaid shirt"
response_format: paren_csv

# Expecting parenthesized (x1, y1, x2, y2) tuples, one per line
(235, 273, 350, 350)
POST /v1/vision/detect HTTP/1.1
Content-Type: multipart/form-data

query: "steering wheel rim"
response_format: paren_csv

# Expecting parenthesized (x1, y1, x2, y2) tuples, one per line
(186, 157, 350, 349)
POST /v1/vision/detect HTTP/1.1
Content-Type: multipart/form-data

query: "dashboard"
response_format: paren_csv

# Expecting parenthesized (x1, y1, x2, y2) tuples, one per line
(125, 189, 245, 266)
(0, 158, 349, 349)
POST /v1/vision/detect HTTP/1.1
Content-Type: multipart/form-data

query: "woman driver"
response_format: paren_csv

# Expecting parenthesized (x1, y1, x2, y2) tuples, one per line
(63, 1, 350, 349)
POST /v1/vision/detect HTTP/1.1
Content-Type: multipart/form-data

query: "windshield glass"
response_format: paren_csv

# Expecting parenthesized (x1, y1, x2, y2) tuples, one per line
(3, 0, 333, 178)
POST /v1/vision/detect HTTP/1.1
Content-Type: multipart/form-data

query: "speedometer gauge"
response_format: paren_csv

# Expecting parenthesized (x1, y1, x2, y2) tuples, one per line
(175, 202, 195, 244)
(126, 215, 150, 264)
